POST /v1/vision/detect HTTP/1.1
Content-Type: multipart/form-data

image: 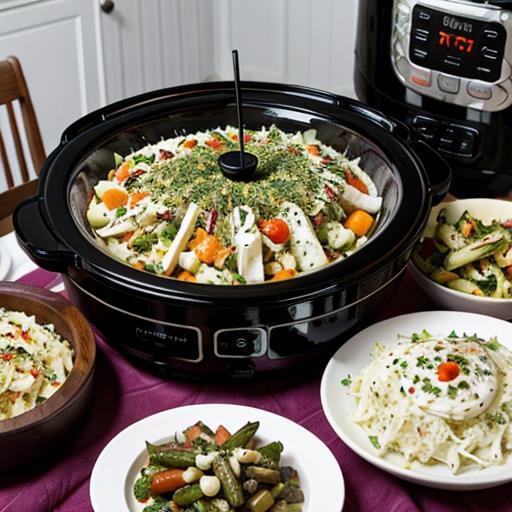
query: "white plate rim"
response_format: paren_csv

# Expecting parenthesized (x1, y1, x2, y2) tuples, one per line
(90, 403, 345, 511)
(321, 311, 512, 490)
(0, 239, 12, 281)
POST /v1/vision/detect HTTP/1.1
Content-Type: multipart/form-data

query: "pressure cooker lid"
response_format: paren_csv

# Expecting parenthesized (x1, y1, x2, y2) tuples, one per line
(34, 82, 433, 303)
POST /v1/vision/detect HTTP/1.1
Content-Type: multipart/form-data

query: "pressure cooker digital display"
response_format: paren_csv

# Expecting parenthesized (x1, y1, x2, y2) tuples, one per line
(410, 5, 507, 82)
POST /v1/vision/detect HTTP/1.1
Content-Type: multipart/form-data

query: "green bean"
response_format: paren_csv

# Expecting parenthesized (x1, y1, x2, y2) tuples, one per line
(212, 455, 244, 507)
(245, 466, 281, 484)
(146, 442, 196, 468)
(245, 489, 275, 512)
(172, 484, 204, 506)
(222, 421, 259, 450)
(270, 482, 285, 499)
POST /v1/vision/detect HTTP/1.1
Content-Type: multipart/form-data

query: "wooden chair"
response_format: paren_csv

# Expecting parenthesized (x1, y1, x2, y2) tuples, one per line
(0, 56, 45, 235)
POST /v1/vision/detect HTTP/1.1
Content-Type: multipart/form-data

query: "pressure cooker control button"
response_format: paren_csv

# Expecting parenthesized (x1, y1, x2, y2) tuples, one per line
(410, 69, 432, 88)
(467, 82, 493, 100)
(437, 125, 478, 158)
(214, 328, 267, 358)
(438, 75, 460, 95)
(412, 116, 439, 142)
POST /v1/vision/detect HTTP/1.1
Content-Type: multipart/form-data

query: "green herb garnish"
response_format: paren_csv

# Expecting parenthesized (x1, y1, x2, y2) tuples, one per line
(369, 436, 381, 449)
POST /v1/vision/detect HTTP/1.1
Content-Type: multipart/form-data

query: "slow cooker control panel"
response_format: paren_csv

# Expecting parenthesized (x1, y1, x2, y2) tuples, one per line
(392, 0, 512, 111)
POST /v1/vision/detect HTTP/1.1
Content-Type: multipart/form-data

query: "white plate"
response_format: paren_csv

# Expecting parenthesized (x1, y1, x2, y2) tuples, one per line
(0, 239, 12, 281)
(321, 311, 512, 491)
(90, 403, 344, 512)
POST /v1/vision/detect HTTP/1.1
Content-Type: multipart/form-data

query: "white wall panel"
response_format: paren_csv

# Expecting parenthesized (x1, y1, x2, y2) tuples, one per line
(212, 0, 359, 97)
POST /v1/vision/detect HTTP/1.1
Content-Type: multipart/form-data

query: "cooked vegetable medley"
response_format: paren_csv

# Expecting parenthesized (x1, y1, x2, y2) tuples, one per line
(0, 308, 74, 420)
(413, 209, 512, 298)
(133, 421, 304, 512)
(87, 125, 382, 284)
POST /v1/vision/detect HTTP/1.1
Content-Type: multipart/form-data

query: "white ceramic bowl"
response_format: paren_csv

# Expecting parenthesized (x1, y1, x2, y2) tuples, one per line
(90, 403, 345, 512)
(321, 311, 512, 491)
(409, 198, 512, 319)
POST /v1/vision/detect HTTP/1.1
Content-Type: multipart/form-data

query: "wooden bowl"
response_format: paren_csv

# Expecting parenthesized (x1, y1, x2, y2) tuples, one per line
(0, 283, 96, 471)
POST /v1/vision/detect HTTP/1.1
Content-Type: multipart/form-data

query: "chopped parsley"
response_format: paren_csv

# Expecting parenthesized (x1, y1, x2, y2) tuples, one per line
(448, 330, 458, 339)
(115, 207, 127, 217)
(458, 381, 470, 390)
(416, 356, 430, 368)
(369, 436, 381, 449)
(411, 329, 432, 343)
(447, 385, 458, 400)
(341, 375, 352, 387)
(485, 339, 500, 351)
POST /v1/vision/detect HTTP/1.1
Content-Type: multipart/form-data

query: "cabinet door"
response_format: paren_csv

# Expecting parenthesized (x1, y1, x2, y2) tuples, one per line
(212, 0, 359, 97)
(0, 0, 102, 188)
(98, 0, 215, 104)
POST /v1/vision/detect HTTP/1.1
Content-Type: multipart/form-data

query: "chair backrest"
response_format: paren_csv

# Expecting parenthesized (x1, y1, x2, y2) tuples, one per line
(0, 56, 45, 189)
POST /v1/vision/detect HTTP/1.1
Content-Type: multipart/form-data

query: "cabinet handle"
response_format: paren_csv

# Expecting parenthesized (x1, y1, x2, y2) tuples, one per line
(100, 0, 115, 13)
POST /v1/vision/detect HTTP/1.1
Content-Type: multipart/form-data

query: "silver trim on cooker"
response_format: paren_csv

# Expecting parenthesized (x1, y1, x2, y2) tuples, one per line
(66, 277, 204, 363)
(214, 328, 268, 359)
(392, 0, 512, 111)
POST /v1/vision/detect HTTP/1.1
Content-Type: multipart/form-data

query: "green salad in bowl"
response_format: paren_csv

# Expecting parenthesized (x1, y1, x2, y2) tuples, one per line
(412, 204, 512, 299)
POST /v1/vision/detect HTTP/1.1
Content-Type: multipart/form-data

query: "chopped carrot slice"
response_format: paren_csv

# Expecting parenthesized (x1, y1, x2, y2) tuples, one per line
(184, 424, 201, 447)
(115, 162, 131, 183)
(344, 210, 374, 237)
(177, 271, 196, 283)
(130, 191, 149, 207)
(346, 170, 369, 194)
(132, 261, 145, 270)
(188, 228, 209, 250)
(307, 144, 320, 156)
(195, 236, 223, 265)
(182, 139, 197, 149)
(214, 425, 231, 446)
(150, 469, 187, 495)
(103, 189, 128, 210)
(272, 269, 297, 281)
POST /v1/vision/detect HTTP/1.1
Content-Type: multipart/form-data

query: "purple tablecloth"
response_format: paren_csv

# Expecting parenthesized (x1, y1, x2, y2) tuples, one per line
(2, 269, 512, 512)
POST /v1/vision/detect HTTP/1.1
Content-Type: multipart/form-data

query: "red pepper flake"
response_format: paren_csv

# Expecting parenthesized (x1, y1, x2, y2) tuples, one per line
(321, 157, 332, 165)
(51, 381, 60, 387)
(287, 146, 299, 155)
(21, 331, 30, 341)
(159, 149, 174, 160)
(157, 210, 174, 221)
(502, 219, 512, 228)
(244, 133, 252, 143)
(325, 185, 337, 201)
(30, 368, 39, 378)
(133, 168, 145, 176)
(408, 386, 415, 394)
(1, 354, 14, 361)
(313, 212, 324, 226)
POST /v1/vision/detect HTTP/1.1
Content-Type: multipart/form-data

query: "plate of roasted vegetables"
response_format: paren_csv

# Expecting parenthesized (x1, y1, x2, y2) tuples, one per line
(410, 199, 512, 318)
(90, 404, 344, 512)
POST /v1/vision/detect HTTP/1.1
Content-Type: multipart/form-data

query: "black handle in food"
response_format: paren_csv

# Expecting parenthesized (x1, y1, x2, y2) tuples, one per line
(13, 197, 74, 273)
(410, 140, 452, 206)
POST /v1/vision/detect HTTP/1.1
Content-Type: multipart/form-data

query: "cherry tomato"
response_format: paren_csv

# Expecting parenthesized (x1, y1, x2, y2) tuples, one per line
(258, 219, 290, 244)
(437, 361, 460, 382)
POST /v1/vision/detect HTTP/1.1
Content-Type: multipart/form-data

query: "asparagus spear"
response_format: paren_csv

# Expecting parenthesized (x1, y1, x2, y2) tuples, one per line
(222, 421, 259, 450)
(172, 483, 204, 506)
(212, 455, 244, 507)
(146, 442, 197, 468)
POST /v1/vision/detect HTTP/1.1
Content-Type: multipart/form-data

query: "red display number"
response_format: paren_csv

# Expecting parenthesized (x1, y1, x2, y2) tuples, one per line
(438, 31, 475, 53)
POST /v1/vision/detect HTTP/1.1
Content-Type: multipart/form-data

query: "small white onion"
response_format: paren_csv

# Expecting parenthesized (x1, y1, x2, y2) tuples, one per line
(199, 475, 221, 497)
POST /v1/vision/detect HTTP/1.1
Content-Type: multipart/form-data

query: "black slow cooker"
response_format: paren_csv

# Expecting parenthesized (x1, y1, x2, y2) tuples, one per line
(14, 82, 450, 378)
(355, 0, 512, 197)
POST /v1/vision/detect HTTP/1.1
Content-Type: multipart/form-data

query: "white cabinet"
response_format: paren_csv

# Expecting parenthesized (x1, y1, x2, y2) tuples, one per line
(0, 0, 103, 188)
(212, 0, 359, 97)
(98, 0, 216, 104)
